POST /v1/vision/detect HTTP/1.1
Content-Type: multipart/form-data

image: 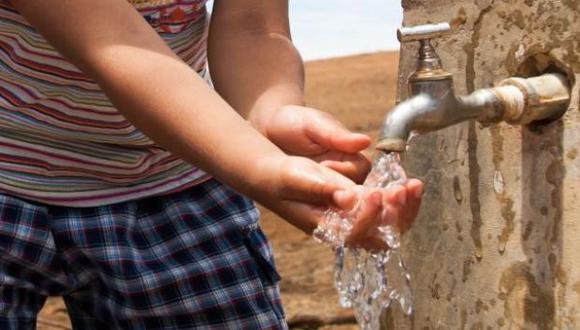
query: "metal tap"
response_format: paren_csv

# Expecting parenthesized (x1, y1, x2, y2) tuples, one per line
(376, 23, 571, 152)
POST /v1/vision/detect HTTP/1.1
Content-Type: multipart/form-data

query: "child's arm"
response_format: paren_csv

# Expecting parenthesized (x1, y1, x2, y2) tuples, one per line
(10, 0, 356, 231)
(208, 0, 303, 122)
(208, 1, 372, 183)
(11, 0, 422, 249)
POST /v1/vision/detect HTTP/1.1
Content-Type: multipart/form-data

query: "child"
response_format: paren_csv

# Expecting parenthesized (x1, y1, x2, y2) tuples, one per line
(0, 0, 423, 329)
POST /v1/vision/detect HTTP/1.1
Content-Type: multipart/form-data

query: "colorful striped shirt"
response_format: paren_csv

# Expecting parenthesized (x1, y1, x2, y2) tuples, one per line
(0, 0, 211, 206)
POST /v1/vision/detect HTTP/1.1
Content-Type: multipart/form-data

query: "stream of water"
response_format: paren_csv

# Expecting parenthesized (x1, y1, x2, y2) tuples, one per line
(313, 152, 413, 330)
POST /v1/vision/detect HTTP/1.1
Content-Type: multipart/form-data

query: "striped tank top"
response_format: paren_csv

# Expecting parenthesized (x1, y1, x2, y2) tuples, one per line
(0, 0, 211, 206)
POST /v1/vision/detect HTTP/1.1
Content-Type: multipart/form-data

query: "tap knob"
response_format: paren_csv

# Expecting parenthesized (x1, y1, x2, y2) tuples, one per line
(397, 22, 452, 43)
(397, 23, 453, 82)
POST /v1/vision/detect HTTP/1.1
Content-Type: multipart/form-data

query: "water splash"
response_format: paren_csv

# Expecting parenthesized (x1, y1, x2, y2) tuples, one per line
(313, 152, 413, 330)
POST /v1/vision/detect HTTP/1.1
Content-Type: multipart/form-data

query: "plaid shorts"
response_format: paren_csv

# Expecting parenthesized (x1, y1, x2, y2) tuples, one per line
(0, 179, 287, 329)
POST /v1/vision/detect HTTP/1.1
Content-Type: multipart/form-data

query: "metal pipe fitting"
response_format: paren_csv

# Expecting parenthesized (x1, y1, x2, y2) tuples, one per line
(376, 73, 570, 152)
(499, 73, 570, 124)
(376, 22, 571, 153)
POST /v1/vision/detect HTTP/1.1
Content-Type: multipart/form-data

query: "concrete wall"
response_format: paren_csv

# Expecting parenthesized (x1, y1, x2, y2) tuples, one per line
(386, 1, 580, 329)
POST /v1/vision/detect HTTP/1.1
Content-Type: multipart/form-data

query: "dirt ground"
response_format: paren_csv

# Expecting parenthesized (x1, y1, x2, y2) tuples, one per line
(36, 51, 400, 330)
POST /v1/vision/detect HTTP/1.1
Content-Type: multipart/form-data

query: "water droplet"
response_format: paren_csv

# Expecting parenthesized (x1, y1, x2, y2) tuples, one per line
(474, 246, 483, 260)
(498, 240, 507, 255)
(493, 170, 505, 194)
(453, 176, 463, 204)
(439, 137, 447, 151)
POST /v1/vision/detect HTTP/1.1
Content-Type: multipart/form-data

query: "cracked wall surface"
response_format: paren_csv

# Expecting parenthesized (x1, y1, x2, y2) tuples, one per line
(386, 1, 580, 329)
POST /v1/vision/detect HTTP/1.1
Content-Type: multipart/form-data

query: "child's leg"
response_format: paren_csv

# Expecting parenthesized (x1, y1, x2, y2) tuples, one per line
(50, 179, 287, 329)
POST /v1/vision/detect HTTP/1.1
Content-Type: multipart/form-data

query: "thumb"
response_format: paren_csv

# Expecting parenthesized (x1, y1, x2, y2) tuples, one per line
(305, 112, 371, 153)
(280, 159, 355, 207)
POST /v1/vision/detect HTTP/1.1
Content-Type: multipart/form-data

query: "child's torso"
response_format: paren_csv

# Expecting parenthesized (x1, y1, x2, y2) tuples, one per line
(0, 0, 211, 206)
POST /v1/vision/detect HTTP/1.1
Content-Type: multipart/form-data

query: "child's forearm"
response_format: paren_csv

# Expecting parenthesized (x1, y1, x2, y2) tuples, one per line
(208, 1, 305, 130)
(11, 0, 285, 198)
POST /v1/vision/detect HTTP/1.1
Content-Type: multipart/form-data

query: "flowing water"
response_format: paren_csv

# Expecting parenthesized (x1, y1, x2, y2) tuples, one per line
(313, 152, 413, 330)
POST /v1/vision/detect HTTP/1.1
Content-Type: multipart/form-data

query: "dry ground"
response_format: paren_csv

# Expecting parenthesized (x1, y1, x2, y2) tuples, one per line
(37, 51, 400, 330)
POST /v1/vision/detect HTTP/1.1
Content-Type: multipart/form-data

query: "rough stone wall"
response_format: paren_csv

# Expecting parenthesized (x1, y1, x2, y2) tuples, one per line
(386, 1, 580, 329)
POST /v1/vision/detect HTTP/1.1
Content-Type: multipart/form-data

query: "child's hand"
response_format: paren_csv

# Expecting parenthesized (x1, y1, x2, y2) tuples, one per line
(251, 154, 423, 250)
(251, 105, 372, 183)
(332, 179, 424, 251)
(249, 154, 358, 233)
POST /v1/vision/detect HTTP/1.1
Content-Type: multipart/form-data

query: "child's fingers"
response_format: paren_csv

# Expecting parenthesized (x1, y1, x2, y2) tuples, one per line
(346, 190, 383, 244)
(318, 152, 371, 184)
(341, 179, 424, 250)
(384, 179, 423, 233)
(381, 185, 408, 231)
(400, 180, 424, 232)
(396, 185, 407, 205)
(332, 189, 357, 211)
(273, 199, 328, 235)
(355, 236, 390, 251)
(304, 111, 371, 154)
(383, 185, 405, 205)
(381, 202, 401, 228)
(282, 175, 340, 206)
(280, 159, 355, 206)
(406, 179, 424, 199)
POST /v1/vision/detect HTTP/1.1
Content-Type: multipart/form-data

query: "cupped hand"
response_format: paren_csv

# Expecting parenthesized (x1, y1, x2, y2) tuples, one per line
(323, 179, 423, 251)
(250, 154, 357, 233)
(251, 154, 423, 251)
(251, 105, 372, 183)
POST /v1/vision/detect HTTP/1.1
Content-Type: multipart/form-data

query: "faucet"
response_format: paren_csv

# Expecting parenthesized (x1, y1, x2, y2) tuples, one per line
(376, 23, 571, 152)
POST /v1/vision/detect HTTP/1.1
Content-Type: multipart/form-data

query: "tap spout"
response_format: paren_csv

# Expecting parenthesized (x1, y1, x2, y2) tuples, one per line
(376, 73, 570, 152)
(375, 88, 499, 151)
(382, 21, 571, 153)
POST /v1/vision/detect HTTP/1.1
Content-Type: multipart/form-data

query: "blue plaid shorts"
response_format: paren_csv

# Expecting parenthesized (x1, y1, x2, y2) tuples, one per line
(0, 179, 287, 329)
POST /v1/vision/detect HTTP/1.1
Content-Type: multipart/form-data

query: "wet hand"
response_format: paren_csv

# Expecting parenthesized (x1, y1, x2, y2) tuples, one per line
(251, 153, 423, 249)
(251, 154, 358, 233)
(252, 105, 372, 183)
(333, 179, 424, 250)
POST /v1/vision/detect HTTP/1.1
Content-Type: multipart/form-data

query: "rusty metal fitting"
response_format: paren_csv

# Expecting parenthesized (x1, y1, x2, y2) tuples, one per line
(489, 85, 526, 124)
(499, 73, 570, 124)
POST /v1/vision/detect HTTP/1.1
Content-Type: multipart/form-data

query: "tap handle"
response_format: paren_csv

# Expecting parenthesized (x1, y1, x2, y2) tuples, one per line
(397, 22, 451, 43)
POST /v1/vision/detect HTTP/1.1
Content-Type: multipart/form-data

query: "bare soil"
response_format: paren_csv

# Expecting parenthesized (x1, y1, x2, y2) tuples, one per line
(37, 51, 400, 330)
